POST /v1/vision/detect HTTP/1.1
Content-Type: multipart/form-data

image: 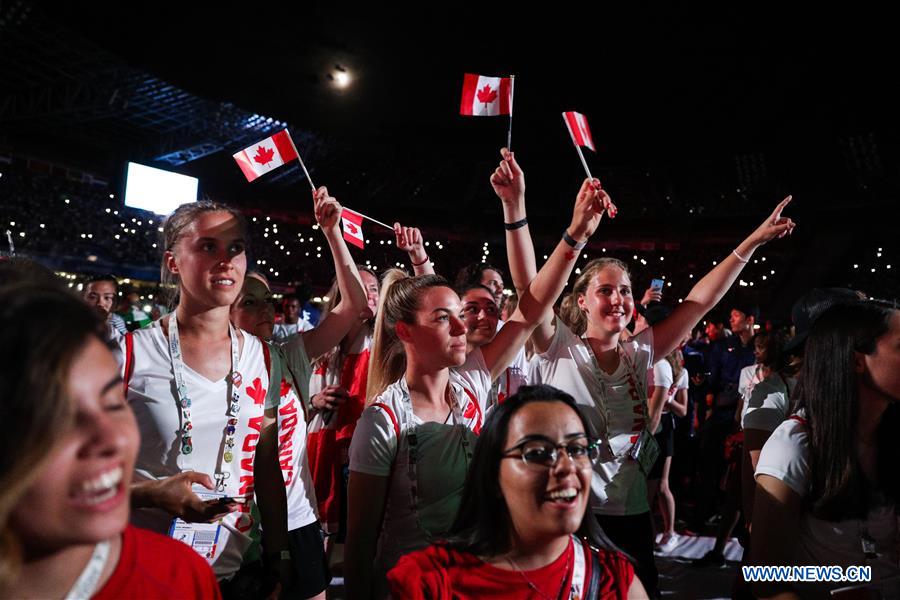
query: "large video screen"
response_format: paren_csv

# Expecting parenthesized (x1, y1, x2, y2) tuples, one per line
(123, 162, 198, 215)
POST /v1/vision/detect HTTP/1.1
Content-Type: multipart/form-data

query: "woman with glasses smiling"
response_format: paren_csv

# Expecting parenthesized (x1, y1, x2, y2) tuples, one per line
(388, 385, 646, 599)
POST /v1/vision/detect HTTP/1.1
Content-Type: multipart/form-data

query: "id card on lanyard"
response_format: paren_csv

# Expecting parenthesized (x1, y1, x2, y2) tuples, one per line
(168, 486, 227, 563)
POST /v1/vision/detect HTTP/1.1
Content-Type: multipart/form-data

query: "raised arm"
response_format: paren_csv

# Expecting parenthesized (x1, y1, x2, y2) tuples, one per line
(482, 179, 614, 379)
(652, 196, 796, 359)
(490, 148, 537, 294)
(298, 187, 369, 361)
(393, 222, 434, 276)
(529, 180, 617, 355)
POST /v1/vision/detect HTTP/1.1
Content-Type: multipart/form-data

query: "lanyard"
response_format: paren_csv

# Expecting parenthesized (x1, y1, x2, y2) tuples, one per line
(583, 339, 648, 452)
(400, 378, 475, 541)
(569, 535, 586, 600)
(169, 314, 242, 487)
(64, 540, 110, 600)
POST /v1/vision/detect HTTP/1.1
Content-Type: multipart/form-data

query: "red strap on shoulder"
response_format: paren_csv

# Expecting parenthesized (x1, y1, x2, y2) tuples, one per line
(370, 401, 401, 440)
(789, 414, 807, 426)
(123, 331, 135, 391)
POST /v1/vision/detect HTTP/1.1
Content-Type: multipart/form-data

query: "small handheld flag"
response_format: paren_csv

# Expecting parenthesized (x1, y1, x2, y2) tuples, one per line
(562, 111, 596, 180)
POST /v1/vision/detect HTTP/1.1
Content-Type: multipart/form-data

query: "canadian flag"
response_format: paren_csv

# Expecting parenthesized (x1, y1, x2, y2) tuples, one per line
(562, 111, 596, 152)
(232, 130, 299, 182)
(341, 208, 365, 249)
(460, 73, 512, 116)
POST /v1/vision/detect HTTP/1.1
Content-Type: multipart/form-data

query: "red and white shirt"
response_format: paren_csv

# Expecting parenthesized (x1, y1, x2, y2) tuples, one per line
(122, 322, 271, 579)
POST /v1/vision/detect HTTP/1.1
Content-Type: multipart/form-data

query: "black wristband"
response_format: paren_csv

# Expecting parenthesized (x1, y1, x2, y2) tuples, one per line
(504, 217, 528, 231)
(411, 255, 430, 267)
(562, 230, 587, 250)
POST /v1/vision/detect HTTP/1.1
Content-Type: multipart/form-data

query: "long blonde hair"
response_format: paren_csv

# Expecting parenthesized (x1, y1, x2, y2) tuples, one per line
(366, 270, 452, 402)
(559, 257, 631, 336)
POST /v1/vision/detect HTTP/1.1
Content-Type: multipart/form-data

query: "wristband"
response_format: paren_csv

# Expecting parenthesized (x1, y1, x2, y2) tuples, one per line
(731, 249, 750, 264)
(504, 217, 528, 231)
(562, 230, 587, 251)
(411, 255, 430, 267)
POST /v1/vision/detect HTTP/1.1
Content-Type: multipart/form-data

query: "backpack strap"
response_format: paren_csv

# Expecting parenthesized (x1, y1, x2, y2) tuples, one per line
(123, 331, 135, 392)
(370, 401, 401, 439)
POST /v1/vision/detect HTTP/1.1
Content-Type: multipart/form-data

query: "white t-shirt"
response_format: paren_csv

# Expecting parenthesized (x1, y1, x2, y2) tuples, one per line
(123, 321, 272, 579)
(651, 360, 688, 422)
(536, 318, 654, 516)
(738, 364, 765, 425)
(756, 413, 900, 597)
(348, 349, 492, 577)
(273, 317, 314, 342)
(269, 337, 318, 532)
(742, 373, 793, 433)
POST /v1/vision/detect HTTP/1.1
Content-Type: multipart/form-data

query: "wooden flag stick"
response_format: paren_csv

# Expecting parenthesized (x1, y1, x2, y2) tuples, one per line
(285, 131, 316, 193)
(507, 75, 515, 151)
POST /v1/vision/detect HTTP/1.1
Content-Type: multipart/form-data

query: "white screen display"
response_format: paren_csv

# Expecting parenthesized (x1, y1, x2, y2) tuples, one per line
(123, 162, 198, 215)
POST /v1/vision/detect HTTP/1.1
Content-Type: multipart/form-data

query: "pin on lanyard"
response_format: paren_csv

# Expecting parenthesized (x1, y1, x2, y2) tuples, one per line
(169, 314, 242, 468)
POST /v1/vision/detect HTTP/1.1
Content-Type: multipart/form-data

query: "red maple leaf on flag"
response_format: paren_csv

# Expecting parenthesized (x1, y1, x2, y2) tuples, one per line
(280, 378, 292, 398)
(345, 222, 358, 234)
(253, 145, 275, 165)
(245, 378, 267, 405)
(476, 84, 498, 109)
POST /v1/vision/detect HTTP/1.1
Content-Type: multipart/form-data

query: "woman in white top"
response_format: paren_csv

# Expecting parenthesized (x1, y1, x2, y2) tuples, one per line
(125, 188, 363, 594)
(489, 147, 796, 595)
(751, 300, 900, 599)
(230, 265, 367, 597)
(344, 177, 614, 599)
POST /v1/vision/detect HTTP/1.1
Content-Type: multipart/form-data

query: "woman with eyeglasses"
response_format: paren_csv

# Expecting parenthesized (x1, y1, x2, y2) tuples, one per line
(388, 385, 646, 599)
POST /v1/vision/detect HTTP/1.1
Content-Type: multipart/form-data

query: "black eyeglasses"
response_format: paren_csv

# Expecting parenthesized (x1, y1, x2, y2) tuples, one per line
(502, 437, 600, 468)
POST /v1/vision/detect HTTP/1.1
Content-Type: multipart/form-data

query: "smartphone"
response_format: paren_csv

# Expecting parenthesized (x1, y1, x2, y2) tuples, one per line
(651, 278, 664, 292)
(207, 495, 248, 505)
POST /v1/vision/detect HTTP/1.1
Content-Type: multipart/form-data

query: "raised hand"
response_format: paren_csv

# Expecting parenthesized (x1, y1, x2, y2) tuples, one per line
(313, 186, 342, 233)
(641, 286, 663, 306)
(393, 222, 426, 257)
(747, 195, 796, 247)
(489, 147, 525, 206)
(747, 196, 797, 246)
(568, 178, 617, 241)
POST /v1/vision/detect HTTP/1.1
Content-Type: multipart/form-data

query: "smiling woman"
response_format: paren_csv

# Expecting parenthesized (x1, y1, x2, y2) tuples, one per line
(0, 283, 219, 599)
(386, 385, 646, 600)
